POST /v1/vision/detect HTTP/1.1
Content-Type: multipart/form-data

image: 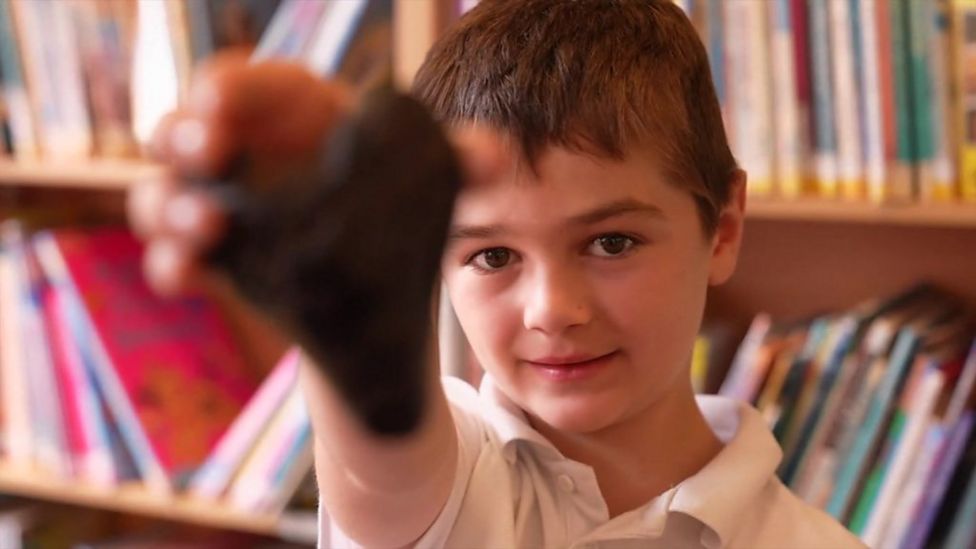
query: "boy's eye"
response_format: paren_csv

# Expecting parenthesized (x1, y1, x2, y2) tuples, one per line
(588, 234, 637, 257)
(469, 247, 512, 271)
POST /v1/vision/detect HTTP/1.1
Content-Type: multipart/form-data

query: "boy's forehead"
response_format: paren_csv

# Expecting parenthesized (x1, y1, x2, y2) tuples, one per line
(451, 143, 688, 227)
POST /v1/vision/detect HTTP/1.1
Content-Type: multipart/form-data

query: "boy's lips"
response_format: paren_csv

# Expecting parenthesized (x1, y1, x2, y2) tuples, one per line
(524, 350, 619, 381)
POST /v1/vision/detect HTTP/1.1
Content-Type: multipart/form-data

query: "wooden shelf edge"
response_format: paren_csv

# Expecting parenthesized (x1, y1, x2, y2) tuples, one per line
(0, 464, 316, 543)
(0, 160, 162, 190)
(746, 198, 976, 228)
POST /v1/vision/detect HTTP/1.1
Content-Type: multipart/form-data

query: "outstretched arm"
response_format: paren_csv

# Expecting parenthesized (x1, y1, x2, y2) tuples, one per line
(128, 53, 500, 546)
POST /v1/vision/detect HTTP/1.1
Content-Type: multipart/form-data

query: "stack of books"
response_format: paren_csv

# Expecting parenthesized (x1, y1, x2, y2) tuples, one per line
(0, 222, 312, 516)
(715, 284, 976, 548)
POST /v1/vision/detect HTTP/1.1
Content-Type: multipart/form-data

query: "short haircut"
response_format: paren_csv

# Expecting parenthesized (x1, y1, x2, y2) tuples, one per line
(412, 0, 738, 236)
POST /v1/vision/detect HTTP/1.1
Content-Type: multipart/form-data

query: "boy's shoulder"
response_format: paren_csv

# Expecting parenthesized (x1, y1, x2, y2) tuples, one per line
(731, 477, 867, 549)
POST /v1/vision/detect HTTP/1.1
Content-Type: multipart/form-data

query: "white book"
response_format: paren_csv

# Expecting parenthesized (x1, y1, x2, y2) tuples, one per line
(0, 247, 30, 466)
(769, 0, 802, 198)
(858, 0, 887, 203)
(725, 0, 775, 197)
(829, 0, 864, 200)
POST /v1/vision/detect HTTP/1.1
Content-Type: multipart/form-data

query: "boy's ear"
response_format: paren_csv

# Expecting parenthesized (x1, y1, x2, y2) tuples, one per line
(707, 169, 747, 286)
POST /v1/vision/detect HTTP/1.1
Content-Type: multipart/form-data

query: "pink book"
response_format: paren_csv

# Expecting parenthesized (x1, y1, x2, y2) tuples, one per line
(36, 249, 116, 487)
(32, 227, 261, 494)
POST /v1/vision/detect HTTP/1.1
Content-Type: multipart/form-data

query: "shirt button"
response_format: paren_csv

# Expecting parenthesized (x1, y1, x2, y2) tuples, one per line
(557, 474, 576, 493)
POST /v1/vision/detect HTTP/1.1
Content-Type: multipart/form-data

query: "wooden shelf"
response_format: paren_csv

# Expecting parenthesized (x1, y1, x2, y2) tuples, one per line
(0, 160, 162, 190)
(0, 464, 316, 544)
(747, 198, 976, 228)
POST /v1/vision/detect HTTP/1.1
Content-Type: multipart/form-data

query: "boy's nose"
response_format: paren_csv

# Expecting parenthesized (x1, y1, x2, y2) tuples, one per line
(521, 267, 592, 334)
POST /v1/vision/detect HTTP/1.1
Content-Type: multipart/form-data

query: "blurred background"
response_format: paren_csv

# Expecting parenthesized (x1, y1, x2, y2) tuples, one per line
(0, 0, 974, 547)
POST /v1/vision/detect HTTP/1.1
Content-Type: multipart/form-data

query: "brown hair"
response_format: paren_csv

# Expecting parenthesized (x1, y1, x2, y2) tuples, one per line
(411, 0, 738, 236)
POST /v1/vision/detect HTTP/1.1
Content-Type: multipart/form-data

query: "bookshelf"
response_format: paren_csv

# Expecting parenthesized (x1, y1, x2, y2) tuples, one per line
(0, 160, 160, 191)
(4, 0, 976, 546)
(0, 463, 316, 543)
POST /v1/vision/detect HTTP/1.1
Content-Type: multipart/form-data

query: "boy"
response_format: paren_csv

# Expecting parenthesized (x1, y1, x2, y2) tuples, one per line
(130, 1, 865, 547)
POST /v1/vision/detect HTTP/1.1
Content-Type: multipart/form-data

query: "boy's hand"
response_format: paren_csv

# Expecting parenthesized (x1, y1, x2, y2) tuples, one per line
(127, 52, 504, 435)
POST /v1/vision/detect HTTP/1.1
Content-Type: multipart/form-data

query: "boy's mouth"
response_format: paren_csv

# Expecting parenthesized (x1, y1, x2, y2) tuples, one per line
(525, 350, 619, 381)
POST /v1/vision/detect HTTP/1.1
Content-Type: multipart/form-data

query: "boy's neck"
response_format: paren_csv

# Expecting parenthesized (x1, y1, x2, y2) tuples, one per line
(529, 379, 723, 518)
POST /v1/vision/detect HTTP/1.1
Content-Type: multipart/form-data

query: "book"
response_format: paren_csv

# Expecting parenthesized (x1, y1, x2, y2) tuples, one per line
(829, 0, 864, 200)
(769, 0, 803, 198)
(718, 312, 772, 401)
(188, 348, 300, 500)
(807, 0, 839, 197)
(900, 411, 975, 548)
(10, 0, 93, 160)
(724, 0, 775, 198)
(32, 227, 261, 494)
(826, 302, 953, 520)
(0, 0, 38, 159)
(2, 222, 70, 479)
(952, 0, 976, 202)
(944, 462, 976, 548)
(0, 244, 29, 465)
(225, 380, 308, 512)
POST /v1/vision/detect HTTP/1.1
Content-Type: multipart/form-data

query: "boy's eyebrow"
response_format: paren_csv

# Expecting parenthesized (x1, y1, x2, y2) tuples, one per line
(447, 199, 666, 242)
(567, 198, 668, 226)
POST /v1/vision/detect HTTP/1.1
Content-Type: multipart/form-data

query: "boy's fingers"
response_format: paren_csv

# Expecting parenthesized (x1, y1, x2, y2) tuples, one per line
(129, 176, 227, 248)
(128, 175, 178, 239)
(161, 190, 228, 249)
(448, 126, 510, 188)
(143, 239, 203, 297)
(164, 112, 236, 177)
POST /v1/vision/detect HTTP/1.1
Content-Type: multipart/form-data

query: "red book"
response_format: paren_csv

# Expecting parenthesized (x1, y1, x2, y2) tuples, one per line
(33, 227, 261, 494)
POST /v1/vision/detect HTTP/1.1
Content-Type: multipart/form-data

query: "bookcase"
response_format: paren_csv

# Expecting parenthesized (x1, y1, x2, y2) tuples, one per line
(4, 0, 976, 546)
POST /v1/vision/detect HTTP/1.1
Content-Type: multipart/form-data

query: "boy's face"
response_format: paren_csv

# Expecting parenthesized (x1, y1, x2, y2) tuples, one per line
(441, 142, 744, 434)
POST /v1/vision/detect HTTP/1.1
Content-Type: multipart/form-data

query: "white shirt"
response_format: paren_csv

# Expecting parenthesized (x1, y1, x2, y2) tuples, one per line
(321, 375, 866, 548)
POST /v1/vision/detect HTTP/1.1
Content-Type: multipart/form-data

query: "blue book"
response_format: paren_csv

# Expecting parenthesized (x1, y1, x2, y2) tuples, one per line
(826, 325, 921, 520)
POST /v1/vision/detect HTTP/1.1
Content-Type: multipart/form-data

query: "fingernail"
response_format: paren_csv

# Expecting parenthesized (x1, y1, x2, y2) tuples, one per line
(171, 118, 207, 156)
(145, 241, 182, 296)
(165, 194, 203, 233)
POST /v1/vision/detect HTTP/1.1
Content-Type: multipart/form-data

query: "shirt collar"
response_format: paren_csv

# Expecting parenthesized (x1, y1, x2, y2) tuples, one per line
(668, 395, 783, 548)
(477, 375, 783, 547)
(478, 374, 561, 463)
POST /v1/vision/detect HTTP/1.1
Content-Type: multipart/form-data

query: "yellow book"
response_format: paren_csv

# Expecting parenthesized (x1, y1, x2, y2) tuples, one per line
(952, 0, 976, 202)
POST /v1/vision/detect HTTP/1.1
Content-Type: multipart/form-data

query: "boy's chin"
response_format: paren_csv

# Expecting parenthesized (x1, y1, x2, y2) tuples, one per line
(527, 396, 627, 435)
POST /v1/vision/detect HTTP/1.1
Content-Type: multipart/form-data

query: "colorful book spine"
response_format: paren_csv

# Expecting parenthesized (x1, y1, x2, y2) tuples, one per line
(944, 464, 976, 549)
(0, 0, 38, 159)
(189, 349, 300, 500)
(807, 0, 839, 197)
(718, 313, 772, 401)
(924, 0, 958, 202)
(860, 365, 944, 545)
(34, 234, 117, 487)
(826, 325, 920, 520)
(906, 0, 939, 200)
(0, 245, 30, 465)
(900, 412, 975, 549)
(226, 381, 306, 511)
(10, 0, 92, 160)
(888, 0, 917, 201)
(724, 0, 775, 198)
(829, 0, 865, 200)
(858, 0, 887, 203)
(4, 223, 69, 479)
(769, 0, 803, 198)
(952, 0, 976, 202)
